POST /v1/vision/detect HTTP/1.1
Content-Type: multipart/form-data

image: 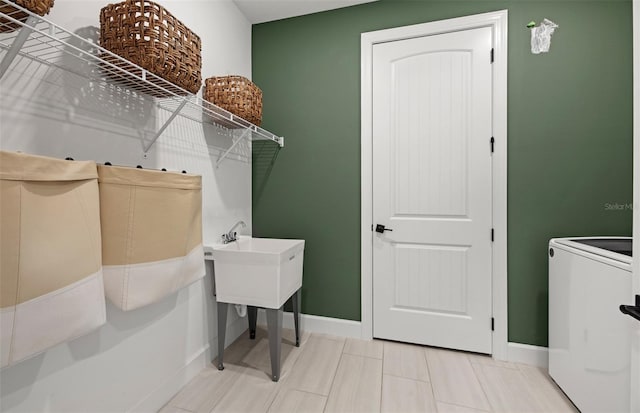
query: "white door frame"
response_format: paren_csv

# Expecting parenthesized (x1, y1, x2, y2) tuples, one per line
(631, 0, 639, 410)
(360, 10, 509, 360)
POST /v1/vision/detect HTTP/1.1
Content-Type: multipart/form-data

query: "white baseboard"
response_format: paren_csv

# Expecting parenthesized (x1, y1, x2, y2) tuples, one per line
(131, 315, 248, 413)
(251, 312, 550, 370)
(257, 311, 362, 339)
(507, 342, 549, 368)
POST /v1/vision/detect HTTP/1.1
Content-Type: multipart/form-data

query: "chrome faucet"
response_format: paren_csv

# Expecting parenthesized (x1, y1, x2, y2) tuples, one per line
(222, 220, 246, 244)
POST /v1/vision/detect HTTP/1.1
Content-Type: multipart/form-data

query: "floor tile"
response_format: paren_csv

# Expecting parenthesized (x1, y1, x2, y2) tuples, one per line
(166, 365, 243, 413)
(517, 365, 578, 412)
(344, 338, 384, 359)
(472, 363, 542, 412)
(325, 354, 383, 413)
(157, 405, 192, 413)
(466, 352, 519, 370)
(381, 374, 437, 413)
(242, 336, 304, 382)
(312, 332, 347, 343)
(383, 341, 430, 382)
(215, 328, 267, 365)
(268, 388, 326, 413)
(210, 366, 279, 413)
(436, 401, 490, 413)
(283, 334, 344, 395)
(425, 348, 491, 411)
(165, 332, 579, 413)
(282, 327, 312, 348)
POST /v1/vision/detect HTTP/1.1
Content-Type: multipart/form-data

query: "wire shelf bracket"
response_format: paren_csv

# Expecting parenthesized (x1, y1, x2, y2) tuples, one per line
(143, 98, 188, 153)
(216, 127, 252, 168)
(0, 15, 37, 78)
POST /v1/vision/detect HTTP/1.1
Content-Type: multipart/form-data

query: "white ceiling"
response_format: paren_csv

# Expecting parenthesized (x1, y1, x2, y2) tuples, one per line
(233, 0, 378, 24)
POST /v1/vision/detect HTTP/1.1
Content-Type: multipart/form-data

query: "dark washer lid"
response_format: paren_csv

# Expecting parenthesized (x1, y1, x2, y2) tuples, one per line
(573, 238, 632, 257)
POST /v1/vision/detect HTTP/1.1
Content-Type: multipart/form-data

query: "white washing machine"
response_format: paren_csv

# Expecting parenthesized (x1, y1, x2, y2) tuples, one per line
(548, 237, 633, 413)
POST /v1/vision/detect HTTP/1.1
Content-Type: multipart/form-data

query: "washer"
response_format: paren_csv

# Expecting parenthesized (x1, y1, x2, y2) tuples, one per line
(548, 237, 633, 413)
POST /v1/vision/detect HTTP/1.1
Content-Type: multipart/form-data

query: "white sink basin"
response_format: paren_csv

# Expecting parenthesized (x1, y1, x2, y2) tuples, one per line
(207, 237, 305, 309)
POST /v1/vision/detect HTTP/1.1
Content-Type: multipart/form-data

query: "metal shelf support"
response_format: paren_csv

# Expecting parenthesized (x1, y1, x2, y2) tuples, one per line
(143, 98, 188, 153)
(0, 15, 38, 79)
(216, 128, 252, 168)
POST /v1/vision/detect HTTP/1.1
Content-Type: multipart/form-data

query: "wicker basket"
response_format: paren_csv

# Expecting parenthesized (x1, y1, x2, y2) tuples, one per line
(0, 0, 54, 33)
(99, 0, 201, 97)
(204, 76, 263, 127)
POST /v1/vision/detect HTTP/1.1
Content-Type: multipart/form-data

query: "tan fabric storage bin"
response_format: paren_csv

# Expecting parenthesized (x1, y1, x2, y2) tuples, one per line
(98, 165, 205, 311)
(0, 151, 106, 368)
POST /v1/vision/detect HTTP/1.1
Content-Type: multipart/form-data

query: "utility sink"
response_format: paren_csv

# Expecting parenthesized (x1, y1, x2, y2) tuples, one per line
(207, 237, 305, 309)
(206, 237, 305, 382)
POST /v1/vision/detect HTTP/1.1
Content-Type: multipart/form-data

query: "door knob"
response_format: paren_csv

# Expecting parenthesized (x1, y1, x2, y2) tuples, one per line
(620, 294, 640, 323)
(375, 224, 393, 234)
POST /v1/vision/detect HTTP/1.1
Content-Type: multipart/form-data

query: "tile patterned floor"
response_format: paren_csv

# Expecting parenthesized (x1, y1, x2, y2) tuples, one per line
(160, 328, 577, 413)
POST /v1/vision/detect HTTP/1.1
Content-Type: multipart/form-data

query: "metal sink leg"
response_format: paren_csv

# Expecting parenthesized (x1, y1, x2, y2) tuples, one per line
(266, 306, 283, 382)
(216, 302, 228, 370)
(248, 306, 258, 339)
(292, 289, 301, 347)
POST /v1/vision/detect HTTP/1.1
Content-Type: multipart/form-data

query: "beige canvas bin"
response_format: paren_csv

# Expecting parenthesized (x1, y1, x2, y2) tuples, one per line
(0, 151, 106, 368)
(98, 165, 205, 311)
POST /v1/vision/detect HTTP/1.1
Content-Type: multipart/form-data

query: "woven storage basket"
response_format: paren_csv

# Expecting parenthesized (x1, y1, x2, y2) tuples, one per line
(204, 76, 263, 127)
(0, 0, 54, 33)
(99, 0, 201, 97)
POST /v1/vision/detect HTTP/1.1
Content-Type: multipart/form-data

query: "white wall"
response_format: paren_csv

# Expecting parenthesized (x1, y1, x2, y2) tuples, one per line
(0, 1, 254, 411)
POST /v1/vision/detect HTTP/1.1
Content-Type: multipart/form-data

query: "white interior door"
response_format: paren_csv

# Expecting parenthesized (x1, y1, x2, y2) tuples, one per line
(372, 27, 493, 354)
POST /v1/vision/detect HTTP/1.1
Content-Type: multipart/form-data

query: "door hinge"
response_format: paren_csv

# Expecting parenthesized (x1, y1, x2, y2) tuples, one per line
(490, 137, 495, 153)
(491, 317, 495, 331)
(490, 48, 494, 63)
(371, 224, 374, 231)
(491, 228, 494, 242)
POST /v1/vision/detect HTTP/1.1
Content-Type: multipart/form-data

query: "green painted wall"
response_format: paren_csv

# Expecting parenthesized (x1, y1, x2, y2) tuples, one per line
(252, 0, 633, 346)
